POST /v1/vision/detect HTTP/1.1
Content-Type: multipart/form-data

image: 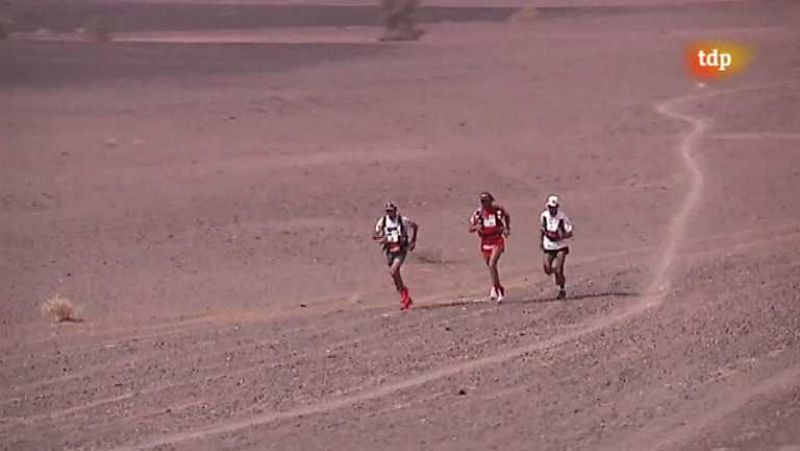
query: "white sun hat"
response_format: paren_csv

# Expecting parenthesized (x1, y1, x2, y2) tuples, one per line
(546, 195, 559, 208)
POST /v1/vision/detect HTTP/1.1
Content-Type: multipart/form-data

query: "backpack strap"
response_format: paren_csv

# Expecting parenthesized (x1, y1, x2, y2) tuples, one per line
(397, 216, 406, 240)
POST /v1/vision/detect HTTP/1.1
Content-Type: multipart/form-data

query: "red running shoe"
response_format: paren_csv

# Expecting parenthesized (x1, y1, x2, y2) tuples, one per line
(400, 287, 413, 310)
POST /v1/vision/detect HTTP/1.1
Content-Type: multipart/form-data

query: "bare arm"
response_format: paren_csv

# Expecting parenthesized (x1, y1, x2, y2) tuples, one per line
(502, 207, 511, 236)
(539, 216, 546, 250)
(562, 217, 574, 239)
(373, 218, 385, 242)
(408, 221, 419, 250)
(468, 212, 481, 233)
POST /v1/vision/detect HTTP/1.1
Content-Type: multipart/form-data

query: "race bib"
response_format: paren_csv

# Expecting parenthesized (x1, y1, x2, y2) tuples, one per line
(386, 230, 400, 243)
(483, 214, 497, 227)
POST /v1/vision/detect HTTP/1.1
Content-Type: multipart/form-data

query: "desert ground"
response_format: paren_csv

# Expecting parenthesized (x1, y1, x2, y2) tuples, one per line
(1, 0, 799, 449)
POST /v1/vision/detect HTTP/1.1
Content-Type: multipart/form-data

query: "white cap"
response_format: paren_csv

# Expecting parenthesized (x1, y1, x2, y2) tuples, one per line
(546, 195, 559, 208)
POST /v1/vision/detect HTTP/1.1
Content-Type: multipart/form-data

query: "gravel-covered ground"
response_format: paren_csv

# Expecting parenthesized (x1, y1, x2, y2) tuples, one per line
(1, 1, 799, 449)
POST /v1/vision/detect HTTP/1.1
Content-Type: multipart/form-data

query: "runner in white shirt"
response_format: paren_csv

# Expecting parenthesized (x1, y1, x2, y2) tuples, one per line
(540, 195, 573, 299)
(373, 202, 418, 310)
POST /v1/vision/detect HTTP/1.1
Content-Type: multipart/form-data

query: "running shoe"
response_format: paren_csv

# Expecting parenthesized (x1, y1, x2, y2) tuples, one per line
(400, 287, 413, 310)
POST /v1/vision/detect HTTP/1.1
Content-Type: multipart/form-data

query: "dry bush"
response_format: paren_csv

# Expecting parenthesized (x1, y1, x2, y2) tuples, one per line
(84, 16, 114, 43)
(0, 17, 12, 40)
(40, 295, 80, 323)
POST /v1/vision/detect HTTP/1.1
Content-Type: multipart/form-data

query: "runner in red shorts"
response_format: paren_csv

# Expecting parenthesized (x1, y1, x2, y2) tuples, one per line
(469, 192, 511, 303)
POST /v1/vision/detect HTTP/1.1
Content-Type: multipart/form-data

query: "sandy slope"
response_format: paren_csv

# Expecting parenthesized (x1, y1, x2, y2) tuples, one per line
(1, 2, 799, 450)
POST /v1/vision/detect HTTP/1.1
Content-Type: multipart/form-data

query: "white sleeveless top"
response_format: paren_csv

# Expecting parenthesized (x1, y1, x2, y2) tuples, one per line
(540, 210, 573, 251)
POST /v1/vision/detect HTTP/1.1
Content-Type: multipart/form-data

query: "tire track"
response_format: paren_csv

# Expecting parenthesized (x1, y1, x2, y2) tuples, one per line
(111, 84, 751, 451)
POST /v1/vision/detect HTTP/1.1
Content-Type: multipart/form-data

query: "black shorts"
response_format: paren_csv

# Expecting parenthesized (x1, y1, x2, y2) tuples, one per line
(385, 249, 408, 266)
(544, 247, 569, 257)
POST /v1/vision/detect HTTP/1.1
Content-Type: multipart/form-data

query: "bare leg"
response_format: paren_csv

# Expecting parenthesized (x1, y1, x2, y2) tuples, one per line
(488, 246, 503, 288)
(553, 250, 567, 289)
(389, 257, 404, 292)
(542, 252, 555, 276)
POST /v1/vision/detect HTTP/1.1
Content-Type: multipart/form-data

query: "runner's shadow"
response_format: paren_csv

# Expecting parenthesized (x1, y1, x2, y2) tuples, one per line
(416, 291, 639, 311)
(415, 299, 489, 311)
(513, 291, 639, 305)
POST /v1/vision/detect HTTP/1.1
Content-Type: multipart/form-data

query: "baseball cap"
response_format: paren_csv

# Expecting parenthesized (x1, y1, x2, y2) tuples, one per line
(479, 191, 494, 202)
(384, 201, 398, 211)
(546, 195, 559, 208)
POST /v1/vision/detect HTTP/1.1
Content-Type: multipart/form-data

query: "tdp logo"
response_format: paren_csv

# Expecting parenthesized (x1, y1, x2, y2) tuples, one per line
(686, 41, 752, 80)
(697, 48, 732, 71)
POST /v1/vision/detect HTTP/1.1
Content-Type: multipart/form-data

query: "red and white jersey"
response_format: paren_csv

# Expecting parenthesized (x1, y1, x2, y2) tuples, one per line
(472, 206, 508, 240)
(540, 210, 573, 251)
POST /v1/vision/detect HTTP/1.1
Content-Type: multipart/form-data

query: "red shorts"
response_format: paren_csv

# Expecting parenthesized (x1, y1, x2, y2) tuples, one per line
(480, 236, 505, 259)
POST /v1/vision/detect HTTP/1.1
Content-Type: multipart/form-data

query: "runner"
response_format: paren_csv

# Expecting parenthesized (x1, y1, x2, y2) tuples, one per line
(373, 202, 419, 310)
(469, 192, 511, 303)
(540, 194, 574, 299)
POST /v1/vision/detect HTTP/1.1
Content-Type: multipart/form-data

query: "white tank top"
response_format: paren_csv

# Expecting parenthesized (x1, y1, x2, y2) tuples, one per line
(541, 210, 573, 251)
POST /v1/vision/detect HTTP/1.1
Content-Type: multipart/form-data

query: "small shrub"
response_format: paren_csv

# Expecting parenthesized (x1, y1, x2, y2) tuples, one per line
(41, 295, 80, 323)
